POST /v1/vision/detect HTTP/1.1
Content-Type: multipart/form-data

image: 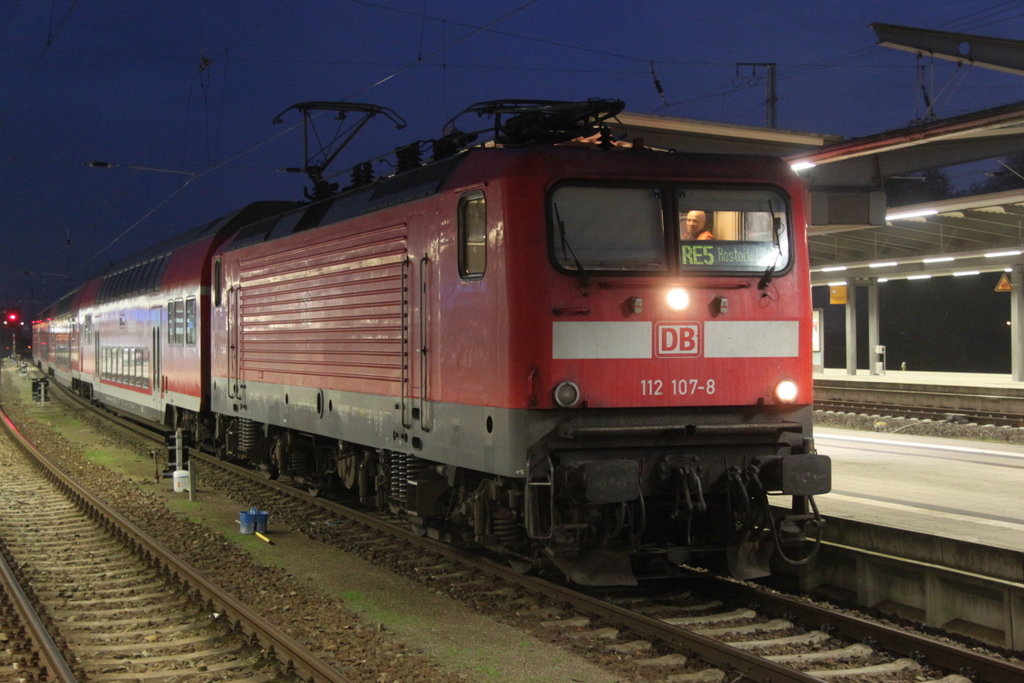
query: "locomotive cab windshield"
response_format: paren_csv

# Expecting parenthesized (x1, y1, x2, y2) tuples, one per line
(548, 184, 791, 276)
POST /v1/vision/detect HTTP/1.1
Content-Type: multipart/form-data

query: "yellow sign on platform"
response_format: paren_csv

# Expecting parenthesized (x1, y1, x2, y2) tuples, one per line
(996, 274, 1013, 292)
(830, 285, 848, 304)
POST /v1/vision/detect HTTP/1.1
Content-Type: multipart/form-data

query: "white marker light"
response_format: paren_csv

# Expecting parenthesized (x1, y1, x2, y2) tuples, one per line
(775, 379, 798, 403)
(553, 381, 581, 408)
(666, 288, 690, 311)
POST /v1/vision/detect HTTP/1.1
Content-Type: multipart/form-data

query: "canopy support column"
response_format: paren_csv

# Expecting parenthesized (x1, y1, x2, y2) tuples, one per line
(845, 283, 858, 375)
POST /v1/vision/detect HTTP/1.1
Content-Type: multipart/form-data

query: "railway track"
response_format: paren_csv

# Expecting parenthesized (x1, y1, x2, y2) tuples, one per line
(0, 526, 75, 683)
(813, 399, 1024, 427)
(0, 392, 354, 683)
(14, 370, 1020, 683)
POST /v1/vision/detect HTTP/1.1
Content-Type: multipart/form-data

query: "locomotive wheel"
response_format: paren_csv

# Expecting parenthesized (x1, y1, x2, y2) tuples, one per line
(306, 474, 327, 498)
(337, 454, 358, 490)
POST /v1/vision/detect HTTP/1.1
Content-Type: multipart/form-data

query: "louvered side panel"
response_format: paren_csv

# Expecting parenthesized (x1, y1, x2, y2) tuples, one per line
(237, 224, 407, 391)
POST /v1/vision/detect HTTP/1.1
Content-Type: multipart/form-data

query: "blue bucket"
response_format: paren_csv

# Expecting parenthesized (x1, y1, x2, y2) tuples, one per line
(239, 507, 268, 535)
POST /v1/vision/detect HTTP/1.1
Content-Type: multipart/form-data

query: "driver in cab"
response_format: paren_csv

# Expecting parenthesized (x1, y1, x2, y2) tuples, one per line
(683, 210, 715, 240)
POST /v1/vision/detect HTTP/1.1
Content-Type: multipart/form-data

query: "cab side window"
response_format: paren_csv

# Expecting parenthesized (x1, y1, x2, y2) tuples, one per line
(458, 191, 486, 279)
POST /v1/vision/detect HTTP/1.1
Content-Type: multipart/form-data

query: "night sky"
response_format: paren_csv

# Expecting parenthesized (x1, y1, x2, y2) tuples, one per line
(4, 1, 1024, 357)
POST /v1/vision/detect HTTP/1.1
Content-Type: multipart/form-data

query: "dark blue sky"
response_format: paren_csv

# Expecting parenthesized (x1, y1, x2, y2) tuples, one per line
(4, 1, 1024, 312)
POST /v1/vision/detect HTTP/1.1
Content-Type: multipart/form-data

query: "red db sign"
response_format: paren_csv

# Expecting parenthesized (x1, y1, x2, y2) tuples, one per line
(655, 322, 701, 357)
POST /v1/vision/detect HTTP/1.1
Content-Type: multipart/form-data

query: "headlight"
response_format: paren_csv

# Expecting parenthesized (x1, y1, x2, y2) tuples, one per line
(775, 379, 798, 403)
(553, 381, 581, 408)
(666, 288, 689, 311)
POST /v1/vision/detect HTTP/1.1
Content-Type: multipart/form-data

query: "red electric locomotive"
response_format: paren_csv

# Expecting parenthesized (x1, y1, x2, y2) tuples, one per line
(35, 100, 829, 584)
(206, 100, 829, 583)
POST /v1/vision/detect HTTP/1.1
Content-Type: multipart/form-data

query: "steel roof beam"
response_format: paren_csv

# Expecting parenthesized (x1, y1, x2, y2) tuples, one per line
(873, 23, 1024, 77)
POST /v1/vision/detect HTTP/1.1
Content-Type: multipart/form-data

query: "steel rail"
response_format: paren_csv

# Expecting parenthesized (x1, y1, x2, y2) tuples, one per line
(717, 580, 1024, 683)
(42, 376, 1024, 682)
(192, 451, 826, 683)
(0, 527, 78, 683)
(0, 405, 354, 683)
(813, 399, 1024, 427)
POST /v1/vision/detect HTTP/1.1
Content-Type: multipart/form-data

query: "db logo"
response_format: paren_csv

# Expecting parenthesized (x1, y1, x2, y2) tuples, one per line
(655, 322, 701, 357)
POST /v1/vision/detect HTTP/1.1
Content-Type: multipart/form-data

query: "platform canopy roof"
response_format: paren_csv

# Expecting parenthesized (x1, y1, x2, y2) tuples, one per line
(781, 98, 1024, 286)
(613, 103, 1024, 288)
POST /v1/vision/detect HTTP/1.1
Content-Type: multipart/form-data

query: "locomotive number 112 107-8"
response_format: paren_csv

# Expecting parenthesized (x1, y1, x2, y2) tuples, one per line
(641, 378, 717, 396)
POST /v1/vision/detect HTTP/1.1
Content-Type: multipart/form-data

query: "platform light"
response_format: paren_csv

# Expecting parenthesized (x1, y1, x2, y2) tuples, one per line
(821, 266, 847, 272)
(827, 280, 847, 287)
(790, 161, 816, 172)
(666, 288, 690, 311)
(1007, 268, 1014, 272)
(869, 261, 898, 268)
(906, 274, 932, 280)
(953, 270, 980, 276)
(985, 250, 1022, 258)
(922, 256, 955, 263)
(877, 278, 889, 283)
(885, 208, 939, 220)
(775, 379, 798, 403)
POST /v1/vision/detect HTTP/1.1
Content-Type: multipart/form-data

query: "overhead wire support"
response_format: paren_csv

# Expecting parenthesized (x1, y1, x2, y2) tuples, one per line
(649, 61, 670, 109)
(272, 102, 406, 201)
(735, 62, 777, 128)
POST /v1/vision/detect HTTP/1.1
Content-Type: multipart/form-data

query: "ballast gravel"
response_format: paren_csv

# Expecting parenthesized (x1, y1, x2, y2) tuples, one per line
(0, 366, 617, 683)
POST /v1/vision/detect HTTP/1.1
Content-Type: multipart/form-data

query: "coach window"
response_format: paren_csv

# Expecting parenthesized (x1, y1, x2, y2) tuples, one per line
(174, 298, 185, 346)
(167, 299, 185, 346)
(458, 191, 486, 278)
(185, 296, 197, 345)
(167, 301, 175, 345)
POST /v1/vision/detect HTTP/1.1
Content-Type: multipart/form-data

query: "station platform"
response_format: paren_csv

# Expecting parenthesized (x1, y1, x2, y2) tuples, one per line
(813, 367, 1024, 414)
(810, 426, 1024, 556)
(815, 367, 1023, 390)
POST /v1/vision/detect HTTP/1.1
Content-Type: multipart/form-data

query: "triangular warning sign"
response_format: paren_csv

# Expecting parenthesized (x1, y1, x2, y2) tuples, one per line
(996, 273, 1013, 292)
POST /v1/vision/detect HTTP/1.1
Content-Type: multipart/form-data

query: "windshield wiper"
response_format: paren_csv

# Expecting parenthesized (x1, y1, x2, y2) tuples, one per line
(758, 215, 784, 291)
(553, 203, 591, 287)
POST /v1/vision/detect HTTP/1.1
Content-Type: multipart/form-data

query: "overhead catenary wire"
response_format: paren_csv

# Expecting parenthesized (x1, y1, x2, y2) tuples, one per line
(0, 0, 78, 128)
(70, 0, 1024, 277)
(74, 0, 543, 276)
